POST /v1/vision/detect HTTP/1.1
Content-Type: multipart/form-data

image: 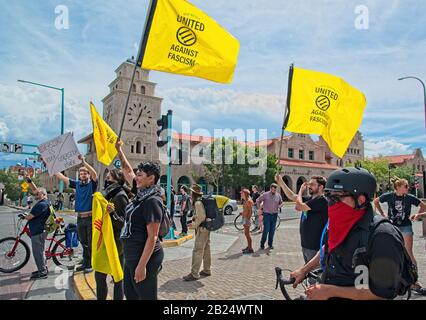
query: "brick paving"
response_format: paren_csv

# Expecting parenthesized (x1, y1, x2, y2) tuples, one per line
(157, 218, 426, 300)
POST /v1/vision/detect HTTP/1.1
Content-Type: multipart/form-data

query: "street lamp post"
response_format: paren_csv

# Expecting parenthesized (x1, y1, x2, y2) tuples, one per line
(398, 76, 426, 236)
(17, 80, 65, 192)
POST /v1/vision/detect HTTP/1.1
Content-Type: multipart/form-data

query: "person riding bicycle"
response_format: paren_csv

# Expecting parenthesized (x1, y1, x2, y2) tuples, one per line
(290, 167, 410, 300)
(20, 176, 50, 280)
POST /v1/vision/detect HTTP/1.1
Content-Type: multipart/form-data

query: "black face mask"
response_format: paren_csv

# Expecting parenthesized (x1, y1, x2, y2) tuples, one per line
(104, 180, 114, 189)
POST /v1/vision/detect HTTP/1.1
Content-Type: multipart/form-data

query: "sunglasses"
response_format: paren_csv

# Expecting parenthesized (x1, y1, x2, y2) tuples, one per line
(325, 192, 353, 205)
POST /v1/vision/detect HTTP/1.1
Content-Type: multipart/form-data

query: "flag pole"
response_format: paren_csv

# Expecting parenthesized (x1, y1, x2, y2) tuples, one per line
(277, 64, 294, 173)
(118, 0, 158, 139)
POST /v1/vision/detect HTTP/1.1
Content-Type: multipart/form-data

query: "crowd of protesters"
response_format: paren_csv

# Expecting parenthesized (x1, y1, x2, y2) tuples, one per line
(16, 137, 426, 300)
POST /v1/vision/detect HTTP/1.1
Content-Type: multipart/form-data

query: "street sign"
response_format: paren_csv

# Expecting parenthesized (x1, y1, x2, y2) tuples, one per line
(14, 144, 23, 154)
(1, 143, 10, 153)
(21, 181, 29, 192)
(113, 159, 121, 169)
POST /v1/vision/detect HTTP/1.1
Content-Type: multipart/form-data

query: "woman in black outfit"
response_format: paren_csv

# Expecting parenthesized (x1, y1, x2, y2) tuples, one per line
(120, 161, 164, 300)
(96, 169, 129, 300)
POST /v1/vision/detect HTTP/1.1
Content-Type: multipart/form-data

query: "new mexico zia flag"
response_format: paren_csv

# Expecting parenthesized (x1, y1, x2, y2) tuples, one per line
(284, 67, 367, 158)
(90, 102, 118, 166)
(139, 0, 240, 84)
(91, 192, 123, 282)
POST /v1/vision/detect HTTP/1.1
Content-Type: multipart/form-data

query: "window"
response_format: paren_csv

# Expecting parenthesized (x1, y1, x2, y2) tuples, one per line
(132, 84, 137, 92)
(136, 141, 142, 154)
(88, 143, 92, 153)
(288, 148, 294, 158)
(131, 145, 135, 153)
(309, 151, 314, 161)
(357, 149, 360, 154)
(299, 150, 304, 160)
(199, 148, 204, 157)
(143, 146, 147, 155)
(418, 164, 421, 171)
(136, 70, 140, 79)
(141, 86, 146, 94)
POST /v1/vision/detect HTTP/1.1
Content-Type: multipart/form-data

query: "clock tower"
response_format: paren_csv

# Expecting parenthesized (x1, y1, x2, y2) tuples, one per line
(102, 58, 163, 164)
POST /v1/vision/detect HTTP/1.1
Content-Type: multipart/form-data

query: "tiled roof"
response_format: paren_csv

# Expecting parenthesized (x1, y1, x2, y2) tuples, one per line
(279, 159, 339, 170)
(382, 154, 414, 164)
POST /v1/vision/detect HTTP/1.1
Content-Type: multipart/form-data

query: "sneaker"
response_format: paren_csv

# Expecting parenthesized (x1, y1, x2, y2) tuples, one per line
(243, 248, 254, 254)
(268, 246, 274, 250)
(30, 271, 48, 280)
(31, 270, 39, 276)
(179, 232, 188, 237)
(200, 270, 211, 277)
(84, 267, 93, 274)
(183, 274, 199, 281)
(260, 245, 265, 250)
(241, 247, 249, 252)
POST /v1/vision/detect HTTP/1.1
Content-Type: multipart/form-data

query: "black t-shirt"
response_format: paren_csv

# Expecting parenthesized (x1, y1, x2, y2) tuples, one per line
(300, 195, 328, 250)
(121, 196, 163, 261)
(181, 194, 190, 213)
(251, 192, 260, 204)
(379, 192, 421, 227)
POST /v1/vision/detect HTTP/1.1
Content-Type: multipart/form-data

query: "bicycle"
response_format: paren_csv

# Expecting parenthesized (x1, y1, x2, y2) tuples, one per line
(0, 214, 83, 273)
(274, 267, 322, 300)
(234, 212, 281, 232)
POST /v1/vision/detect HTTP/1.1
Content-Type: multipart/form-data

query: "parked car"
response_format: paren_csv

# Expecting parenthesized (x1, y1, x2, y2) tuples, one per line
(213, 195, 238, 215)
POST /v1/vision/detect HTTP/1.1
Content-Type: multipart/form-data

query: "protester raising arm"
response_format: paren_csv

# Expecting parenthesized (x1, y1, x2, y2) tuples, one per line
(275, 174, 298, 202)
(79, 154, 97, 182)
(54, 172, 70, 187)
(115, 140, 135, 185)
(295, 182, 312, 212)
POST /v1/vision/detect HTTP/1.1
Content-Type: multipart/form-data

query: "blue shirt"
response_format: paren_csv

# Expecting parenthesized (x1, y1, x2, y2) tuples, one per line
(69, 179, 97, 212)
(29, 199, 50, 236)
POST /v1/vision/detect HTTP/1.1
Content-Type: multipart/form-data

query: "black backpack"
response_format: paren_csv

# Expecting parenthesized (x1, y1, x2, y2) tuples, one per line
(353, 214, 418, 299)
(200, 195, 224, 232)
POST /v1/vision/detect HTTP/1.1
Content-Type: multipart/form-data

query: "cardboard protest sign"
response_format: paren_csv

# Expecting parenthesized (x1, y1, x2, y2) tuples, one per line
(38, 133, 81, 176)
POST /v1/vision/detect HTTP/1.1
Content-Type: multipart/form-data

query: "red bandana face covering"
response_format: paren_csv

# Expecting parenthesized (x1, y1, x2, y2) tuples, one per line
(328, 202, 366, 253)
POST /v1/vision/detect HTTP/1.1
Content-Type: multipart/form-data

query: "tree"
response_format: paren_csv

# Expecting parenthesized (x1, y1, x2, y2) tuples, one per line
(203, 138, 281, 196)
(0, 169, 41, 202)
(360, 157, 416, 194)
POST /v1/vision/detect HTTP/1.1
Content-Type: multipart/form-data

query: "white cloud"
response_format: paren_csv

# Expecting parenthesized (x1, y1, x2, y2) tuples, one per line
(364, 139, 411, 157)
(0, 120, 9, 141)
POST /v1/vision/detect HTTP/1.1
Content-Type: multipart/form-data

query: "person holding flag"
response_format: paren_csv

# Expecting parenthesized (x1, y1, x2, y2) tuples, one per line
(94, 169, 129, 300)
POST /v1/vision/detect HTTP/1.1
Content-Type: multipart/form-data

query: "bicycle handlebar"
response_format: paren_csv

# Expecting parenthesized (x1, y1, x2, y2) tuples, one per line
(275, 267, 296, 288)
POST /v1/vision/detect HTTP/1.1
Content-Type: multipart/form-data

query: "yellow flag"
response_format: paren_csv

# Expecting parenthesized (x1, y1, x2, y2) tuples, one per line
(91, 192, 123, 282)
(284, 67, 367, 158)
(90, 102, 118, 166)
(140, 0, 240, 84)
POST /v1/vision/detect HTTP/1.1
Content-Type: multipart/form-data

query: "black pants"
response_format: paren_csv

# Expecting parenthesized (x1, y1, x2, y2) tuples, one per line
(95, 234, 124, 300)
(77, 216, 92, 268)
(180, 211, 188, 233)
(123, 249, 164, 300)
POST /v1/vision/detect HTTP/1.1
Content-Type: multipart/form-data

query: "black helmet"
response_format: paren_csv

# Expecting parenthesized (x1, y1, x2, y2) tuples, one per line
(324, 167, 377, 200)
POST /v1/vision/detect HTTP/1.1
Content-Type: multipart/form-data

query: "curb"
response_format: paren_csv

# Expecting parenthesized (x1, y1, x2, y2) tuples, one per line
(73, 233, 195, 300)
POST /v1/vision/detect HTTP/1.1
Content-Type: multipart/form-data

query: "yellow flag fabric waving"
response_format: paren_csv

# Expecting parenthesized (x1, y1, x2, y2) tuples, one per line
(90, 102, 118, 166)
(284, 67, 367, 158)
(92, 192, 123, 282)
(140, 0, 240, 84)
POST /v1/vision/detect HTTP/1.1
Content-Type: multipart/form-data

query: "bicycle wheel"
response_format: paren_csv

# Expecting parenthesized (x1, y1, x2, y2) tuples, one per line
(234, 214, 244, 231)
(275, 217, 281, 230)
(52, 237, 83, 270)
(275, 268, 306, 300)
(0, 237, 31, 273)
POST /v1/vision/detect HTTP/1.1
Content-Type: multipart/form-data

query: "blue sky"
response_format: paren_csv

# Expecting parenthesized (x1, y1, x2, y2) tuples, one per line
(0, 0, 426, 168)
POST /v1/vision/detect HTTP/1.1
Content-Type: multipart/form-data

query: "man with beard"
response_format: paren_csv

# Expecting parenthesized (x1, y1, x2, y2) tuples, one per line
(55, 155, 98, 273)
(275, 174, 328, 263)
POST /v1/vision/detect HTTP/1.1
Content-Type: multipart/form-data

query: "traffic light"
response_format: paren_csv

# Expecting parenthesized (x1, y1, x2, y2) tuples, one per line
(156, 114, 168, 148)
(1, 143, 10, 153)
(13, 144, 23, 153)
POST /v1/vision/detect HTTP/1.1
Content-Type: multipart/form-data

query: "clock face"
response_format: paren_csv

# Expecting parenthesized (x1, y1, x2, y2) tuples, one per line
(127, 103, 153, 129)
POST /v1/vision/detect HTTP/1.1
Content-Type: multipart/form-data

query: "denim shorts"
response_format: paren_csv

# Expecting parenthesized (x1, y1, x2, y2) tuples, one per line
(242, 217, 251, 226)
(398, 225, 414, 236)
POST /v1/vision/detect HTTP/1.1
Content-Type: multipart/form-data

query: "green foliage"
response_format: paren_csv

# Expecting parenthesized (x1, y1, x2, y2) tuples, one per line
(203, 138, 281, 195)
(360, 157, 416, 193)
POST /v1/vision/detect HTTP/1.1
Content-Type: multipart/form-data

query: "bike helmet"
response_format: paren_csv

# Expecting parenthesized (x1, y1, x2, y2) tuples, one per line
(324, 167, 377, 200)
